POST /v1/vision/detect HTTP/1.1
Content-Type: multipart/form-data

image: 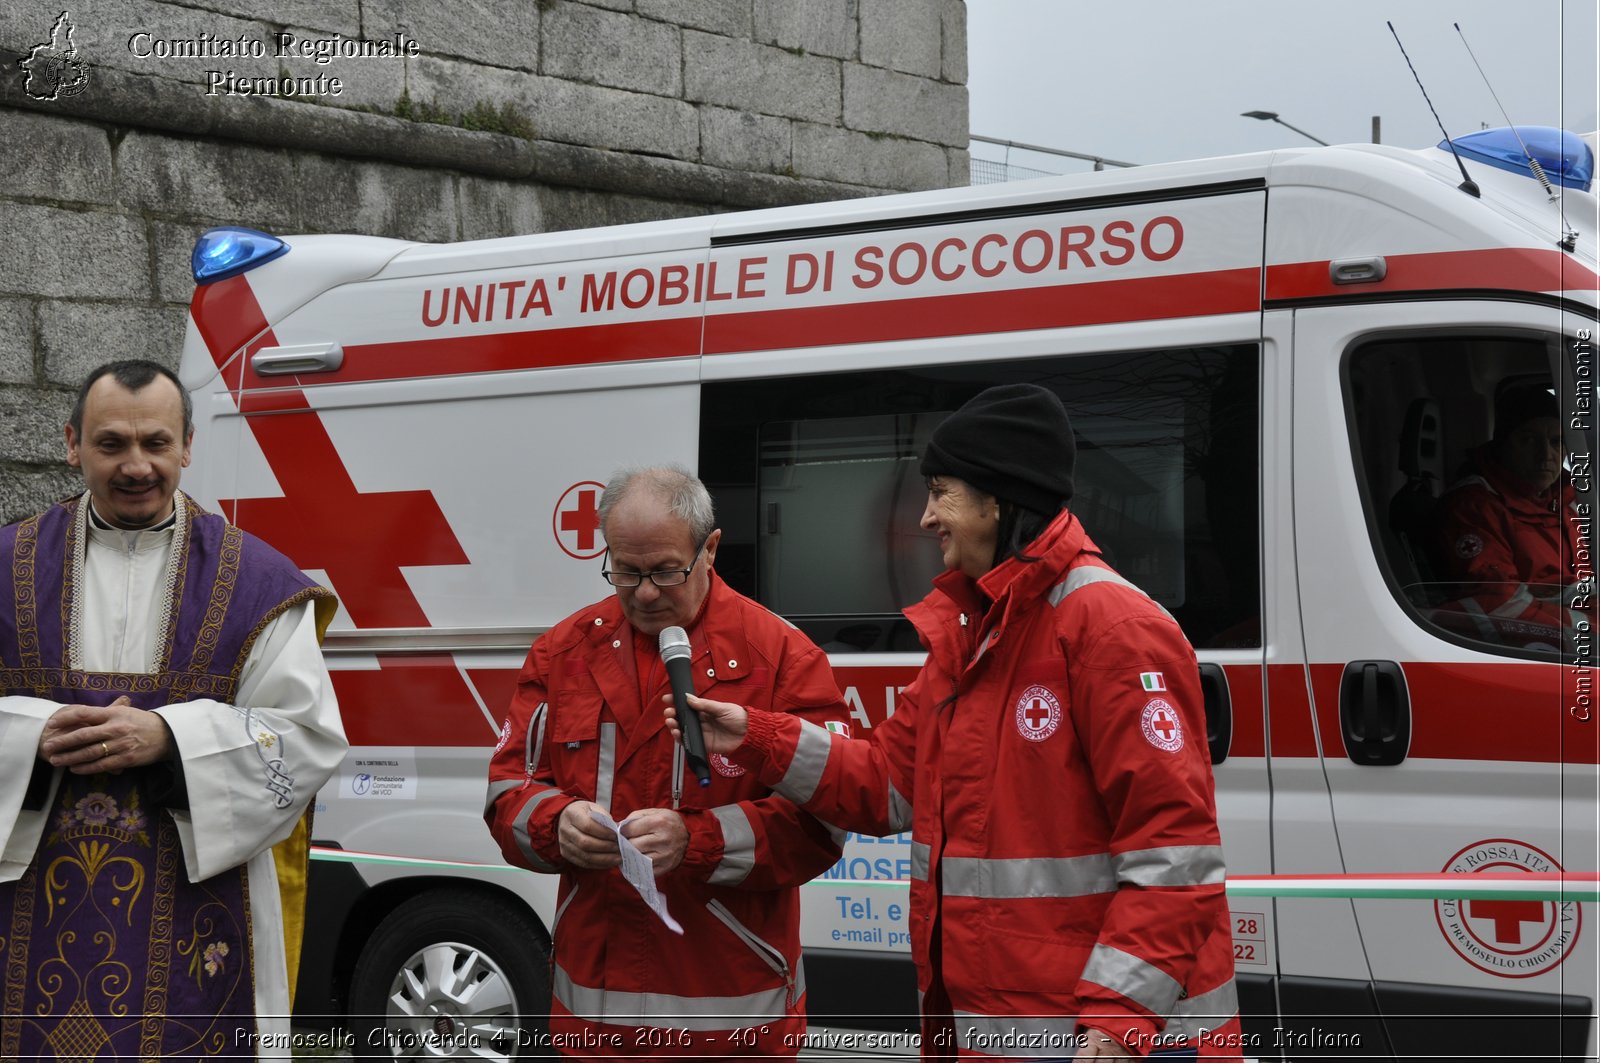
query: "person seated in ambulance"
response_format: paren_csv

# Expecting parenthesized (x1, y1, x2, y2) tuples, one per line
(1430, 380, 1589, 647)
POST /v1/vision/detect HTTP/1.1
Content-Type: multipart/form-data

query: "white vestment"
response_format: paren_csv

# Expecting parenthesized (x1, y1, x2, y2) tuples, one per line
(0, 494, 346, 1056)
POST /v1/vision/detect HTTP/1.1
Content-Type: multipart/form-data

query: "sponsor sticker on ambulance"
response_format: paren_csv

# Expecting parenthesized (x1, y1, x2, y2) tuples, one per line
(1140, 699, 1184, 752)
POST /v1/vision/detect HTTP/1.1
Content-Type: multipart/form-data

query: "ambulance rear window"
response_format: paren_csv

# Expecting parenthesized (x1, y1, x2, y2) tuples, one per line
(701, 344, 1260, 651)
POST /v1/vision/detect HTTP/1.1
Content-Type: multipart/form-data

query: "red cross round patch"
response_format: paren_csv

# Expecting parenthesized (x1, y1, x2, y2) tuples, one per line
(1455, 533, 1484, 559)
(1014, 685, 1061, 742)
(494, 718, 512, 754)
(710, 753, 747, 778)
(1141, 698, 1184, 752)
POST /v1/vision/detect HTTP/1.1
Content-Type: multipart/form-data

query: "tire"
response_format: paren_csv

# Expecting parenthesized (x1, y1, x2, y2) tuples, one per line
(349, 888, 552, 1060)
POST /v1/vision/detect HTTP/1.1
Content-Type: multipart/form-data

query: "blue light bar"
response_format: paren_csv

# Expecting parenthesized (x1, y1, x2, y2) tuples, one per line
(191, 226, 290, 284)
(1442, 126, 1593, 193)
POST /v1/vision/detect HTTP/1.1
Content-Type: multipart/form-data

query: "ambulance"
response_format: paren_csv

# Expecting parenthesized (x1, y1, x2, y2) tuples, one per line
(177, 124, 1599, 1059)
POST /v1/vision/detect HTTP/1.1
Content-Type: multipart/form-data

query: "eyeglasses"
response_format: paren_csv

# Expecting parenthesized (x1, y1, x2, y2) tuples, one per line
(601, 538, 708, 588)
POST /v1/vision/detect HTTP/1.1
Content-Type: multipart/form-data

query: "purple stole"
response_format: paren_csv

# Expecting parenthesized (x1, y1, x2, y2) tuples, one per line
(0, 495, 330, 1061)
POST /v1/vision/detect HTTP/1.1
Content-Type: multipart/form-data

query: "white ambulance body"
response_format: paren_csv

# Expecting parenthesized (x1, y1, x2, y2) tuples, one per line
(178, 126, 1598, 1059)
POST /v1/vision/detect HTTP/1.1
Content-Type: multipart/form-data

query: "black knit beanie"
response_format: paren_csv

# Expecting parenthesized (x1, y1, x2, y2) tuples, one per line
(920, 383, 1076, 513)
(1494, 381, 1558, 440)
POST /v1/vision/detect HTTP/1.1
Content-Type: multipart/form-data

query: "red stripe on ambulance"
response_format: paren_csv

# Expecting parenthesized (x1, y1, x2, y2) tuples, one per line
(703, 266, 1260, 354)
(1267, 246, 1600, 302)
(340, 317, 702, 385)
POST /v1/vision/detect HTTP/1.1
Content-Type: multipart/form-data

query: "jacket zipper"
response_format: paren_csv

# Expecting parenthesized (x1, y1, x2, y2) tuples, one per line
(706, 898, 795, 1007)
(525, 702, 548, 776)
(672, 742, 684, 810)
(551, 884, 579, 943)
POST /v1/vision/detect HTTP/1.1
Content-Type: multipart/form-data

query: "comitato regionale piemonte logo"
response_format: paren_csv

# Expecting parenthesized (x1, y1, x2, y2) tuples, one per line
(21, 11, 90, 101)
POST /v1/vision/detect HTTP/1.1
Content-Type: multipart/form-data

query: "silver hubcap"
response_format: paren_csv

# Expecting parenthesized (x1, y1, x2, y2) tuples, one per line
(378, 941, 523, 1059)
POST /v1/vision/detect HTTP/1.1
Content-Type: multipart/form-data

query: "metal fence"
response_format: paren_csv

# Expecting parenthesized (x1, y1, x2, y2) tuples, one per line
(969, 157, 1064, 185)
(968, 134, 1138, 185)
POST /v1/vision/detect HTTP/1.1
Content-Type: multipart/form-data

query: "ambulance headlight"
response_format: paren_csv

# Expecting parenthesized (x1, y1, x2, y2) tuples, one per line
(191, 227, 290, 284)
(1443, 126, 1594, 192)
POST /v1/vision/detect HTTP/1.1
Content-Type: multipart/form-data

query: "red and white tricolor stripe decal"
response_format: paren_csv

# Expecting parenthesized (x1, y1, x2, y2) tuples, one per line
(306, 844, 1600, 903)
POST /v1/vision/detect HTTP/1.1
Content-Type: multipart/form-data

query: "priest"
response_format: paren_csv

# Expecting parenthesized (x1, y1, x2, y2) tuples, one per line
(0, 360, 346, 1060)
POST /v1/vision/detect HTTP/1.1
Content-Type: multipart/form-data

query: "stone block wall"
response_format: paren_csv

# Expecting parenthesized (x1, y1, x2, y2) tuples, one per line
(0, 0, 970, 523)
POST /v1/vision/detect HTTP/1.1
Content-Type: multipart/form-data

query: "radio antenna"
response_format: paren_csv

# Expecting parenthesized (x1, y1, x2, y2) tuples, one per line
(1387, 21, 1479, 198)
(1454, 22, 1556, 198)
(1454, 22, 1577, 250)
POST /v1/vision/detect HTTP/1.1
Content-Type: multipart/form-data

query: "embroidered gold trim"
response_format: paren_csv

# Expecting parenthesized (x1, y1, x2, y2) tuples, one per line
(139, 814, 180, 1057)
(232, 587, 336, 686)
(0, 669, 237, 699)
(154, 494, 190, 675)
(12, 511, 41, 673)
(64, 496, 84, 671)
(241, 859, 255, 1010)
(185, 522, 241, 684)
(167, 519, 239, 705)
(1, 856, 37, 1059)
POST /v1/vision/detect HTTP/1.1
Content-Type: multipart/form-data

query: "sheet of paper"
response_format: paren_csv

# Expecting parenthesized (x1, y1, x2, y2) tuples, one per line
(589, 809, 684, 934)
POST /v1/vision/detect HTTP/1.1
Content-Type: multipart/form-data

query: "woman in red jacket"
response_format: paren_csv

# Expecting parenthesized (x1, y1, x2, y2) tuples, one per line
(669, 385, 1241, 1061)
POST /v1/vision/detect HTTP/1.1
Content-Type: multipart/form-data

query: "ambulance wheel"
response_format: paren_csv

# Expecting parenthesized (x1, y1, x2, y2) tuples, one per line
(349, 888, 552, 1060)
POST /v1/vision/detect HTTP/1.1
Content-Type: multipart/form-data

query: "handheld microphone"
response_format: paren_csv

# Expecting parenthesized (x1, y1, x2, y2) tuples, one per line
(659, 626, 711, 786)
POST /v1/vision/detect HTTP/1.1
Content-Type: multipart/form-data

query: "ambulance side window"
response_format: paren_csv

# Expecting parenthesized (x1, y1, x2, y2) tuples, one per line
(1347, 332, 1587, 661)
(701, 344, 1261, 651)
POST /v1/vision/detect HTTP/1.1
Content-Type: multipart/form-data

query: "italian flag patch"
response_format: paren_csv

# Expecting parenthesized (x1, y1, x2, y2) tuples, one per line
(1140, 672, 1166, 692)
(825, 721, 852, 738)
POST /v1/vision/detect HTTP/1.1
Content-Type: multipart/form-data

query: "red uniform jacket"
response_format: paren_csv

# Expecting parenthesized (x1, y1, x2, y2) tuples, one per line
(485, 573, 846, 1058)
(734, 511, 1241, 1060)
(1432, 447, 1585, 644)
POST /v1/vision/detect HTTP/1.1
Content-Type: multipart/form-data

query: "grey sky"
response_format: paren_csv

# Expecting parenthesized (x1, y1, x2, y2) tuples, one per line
(968, 0, 1600, 173)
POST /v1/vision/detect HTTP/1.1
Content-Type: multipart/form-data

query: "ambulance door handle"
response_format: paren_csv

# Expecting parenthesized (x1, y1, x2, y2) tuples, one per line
(1338, 660, 1410, 766)
(1196, 663, 1231, 765)
(251, 343, 344, 376)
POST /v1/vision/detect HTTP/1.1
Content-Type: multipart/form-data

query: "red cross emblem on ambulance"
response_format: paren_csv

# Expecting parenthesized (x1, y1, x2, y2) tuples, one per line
(1141, 698, 1184, 752)
(554, 481, 608, 560)
(1014, 685, 1061, 742)
(1436, 839, 1580, 977)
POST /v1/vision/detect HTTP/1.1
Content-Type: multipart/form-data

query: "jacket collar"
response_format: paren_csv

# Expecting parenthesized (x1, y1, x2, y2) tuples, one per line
(578, 570, 753, 684)
(976, 508, 1087, 607)
(906, 509, 1093, 662)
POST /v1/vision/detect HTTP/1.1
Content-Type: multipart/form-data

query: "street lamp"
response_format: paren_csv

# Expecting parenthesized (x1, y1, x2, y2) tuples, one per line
(1241, 110, 1329, 146)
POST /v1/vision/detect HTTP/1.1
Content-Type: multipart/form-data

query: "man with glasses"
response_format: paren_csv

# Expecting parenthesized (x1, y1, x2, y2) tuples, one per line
(485, 465, 847, 1058)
